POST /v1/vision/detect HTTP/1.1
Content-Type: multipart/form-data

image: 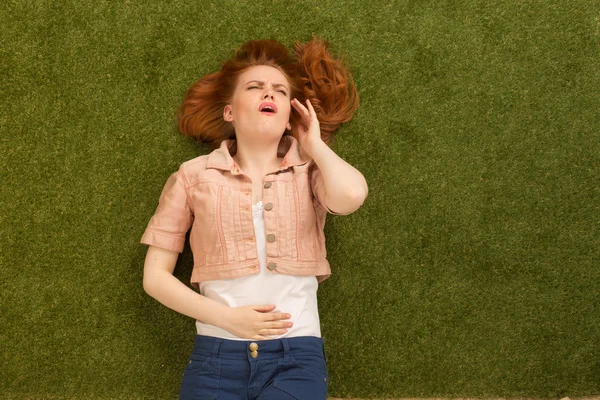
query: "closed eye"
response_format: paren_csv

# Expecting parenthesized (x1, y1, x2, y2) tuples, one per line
(247, 85, 287, 96)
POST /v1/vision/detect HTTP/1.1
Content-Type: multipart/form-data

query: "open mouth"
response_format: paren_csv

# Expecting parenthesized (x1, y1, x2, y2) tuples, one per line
(259, 102, 277, 115)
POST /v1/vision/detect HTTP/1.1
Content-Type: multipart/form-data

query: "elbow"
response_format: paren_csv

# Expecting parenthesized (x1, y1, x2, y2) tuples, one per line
(351, 178, 368, 207)
(325, 186, 368, 215)
(349, 180, 368, 212)
(142, 272, 157, 298)
(142, 246, 179, 297)
(350, 187, 368, 211)
(358, 179, 368, 202)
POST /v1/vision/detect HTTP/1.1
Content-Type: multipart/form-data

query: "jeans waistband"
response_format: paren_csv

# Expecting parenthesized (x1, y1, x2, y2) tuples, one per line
(191, 335, 325, 360)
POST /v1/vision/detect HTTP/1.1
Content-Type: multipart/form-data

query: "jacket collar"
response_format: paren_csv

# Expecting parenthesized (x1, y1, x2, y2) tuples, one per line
(206, 135, 310, 174)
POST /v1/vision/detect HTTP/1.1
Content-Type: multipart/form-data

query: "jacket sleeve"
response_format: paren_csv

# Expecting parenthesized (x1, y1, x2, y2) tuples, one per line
(140, 166, 193, 253)
(309, 161, 353, 216)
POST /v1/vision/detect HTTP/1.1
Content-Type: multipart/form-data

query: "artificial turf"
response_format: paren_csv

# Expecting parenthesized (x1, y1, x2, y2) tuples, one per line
(1, 1, 599, 398)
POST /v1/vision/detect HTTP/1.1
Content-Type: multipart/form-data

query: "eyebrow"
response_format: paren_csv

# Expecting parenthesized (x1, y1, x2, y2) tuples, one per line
(245, 80, 289, 91)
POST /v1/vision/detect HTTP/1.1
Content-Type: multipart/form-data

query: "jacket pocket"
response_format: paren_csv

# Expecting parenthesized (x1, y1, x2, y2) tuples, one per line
(294, 174, 322, 261)
(189, 183, 227, 265)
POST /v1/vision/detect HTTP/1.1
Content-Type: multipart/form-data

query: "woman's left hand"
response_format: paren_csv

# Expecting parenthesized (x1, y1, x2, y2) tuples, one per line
(291, 98, 323, 152)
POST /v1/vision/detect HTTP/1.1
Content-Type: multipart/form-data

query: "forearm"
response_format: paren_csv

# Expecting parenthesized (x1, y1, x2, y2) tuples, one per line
(305, 139, 368, 212)
(143, 269, 229, 329)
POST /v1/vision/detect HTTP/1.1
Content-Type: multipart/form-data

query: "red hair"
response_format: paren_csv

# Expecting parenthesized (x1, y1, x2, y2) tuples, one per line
(176, 37, 358, 147)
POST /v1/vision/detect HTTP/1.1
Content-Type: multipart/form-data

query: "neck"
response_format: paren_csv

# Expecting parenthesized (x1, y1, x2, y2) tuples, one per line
(233, 135, 282, 175)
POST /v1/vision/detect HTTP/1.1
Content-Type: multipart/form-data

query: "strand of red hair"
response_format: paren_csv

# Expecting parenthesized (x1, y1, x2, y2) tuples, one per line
(294, 37, 359, 145)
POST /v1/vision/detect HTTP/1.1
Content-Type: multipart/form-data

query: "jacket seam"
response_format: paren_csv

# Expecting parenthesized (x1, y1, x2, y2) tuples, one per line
(216, 185, 227, 264)
(239, 190, 246, 261)
(179, 166, 194, 212)
(184, 178, 231, 190)
(144, 228, 185, 239)
(235, 188, 242, 262)
(275, 190, 280, 257)
(293, 179, 301, 260)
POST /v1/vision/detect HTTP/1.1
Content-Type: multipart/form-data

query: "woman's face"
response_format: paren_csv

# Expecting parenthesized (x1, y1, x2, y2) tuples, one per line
(224, 65, 292, 141)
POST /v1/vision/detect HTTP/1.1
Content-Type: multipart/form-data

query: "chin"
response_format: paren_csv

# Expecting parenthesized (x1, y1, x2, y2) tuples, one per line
(236, 119, 288, 141)
(255, 126, 287, 140)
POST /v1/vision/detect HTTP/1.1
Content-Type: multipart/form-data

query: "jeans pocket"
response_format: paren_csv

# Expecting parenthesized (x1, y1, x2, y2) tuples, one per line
(179, 354, 220, 400)
(184, 354, 212, 373)
(290, 353, 328, 379)
(273, 354, 328, 400)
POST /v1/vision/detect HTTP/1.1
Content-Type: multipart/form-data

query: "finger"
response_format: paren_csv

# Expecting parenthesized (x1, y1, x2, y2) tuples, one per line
(264, 313, 290, 321)
(305, 99, 316, 115)
(291, 99, 307, 116)
(292, 98, 309, 116)
(257, 329, 286, 339)
(271, 321, 292, 329)
(262, 324, 288, 332)
(253, 304, 275, 311)
(262, 329, 288, 336)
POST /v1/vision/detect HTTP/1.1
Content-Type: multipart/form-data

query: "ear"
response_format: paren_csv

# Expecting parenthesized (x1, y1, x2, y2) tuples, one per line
(286, 122, 292, 130)
(223, 105, 233, 122)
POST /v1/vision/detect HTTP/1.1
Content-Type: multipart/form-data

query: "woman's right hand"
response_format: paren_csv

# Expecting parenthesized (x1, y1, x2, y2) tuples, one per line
(222, 304, 293, 340)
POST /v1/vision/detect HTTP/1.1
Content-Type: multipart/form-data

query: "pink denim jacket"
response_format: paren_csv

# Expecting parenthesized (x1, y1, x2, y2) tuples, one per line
(140, 135, 351, 289)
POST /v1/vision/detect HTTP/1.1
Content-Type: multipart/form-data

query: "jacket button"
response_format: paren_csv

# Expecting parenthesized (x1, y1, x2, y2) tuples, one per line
(267, 234, 275, 242)
(264, 202, 273, 211)
(267, 262, 276, 270)
(264, 182, 272, 188)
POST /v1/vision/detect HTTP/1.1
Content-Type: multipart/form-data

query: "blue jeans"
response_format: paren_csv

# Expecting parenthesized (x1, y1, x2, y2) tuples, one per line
(179, 335, 329, 400)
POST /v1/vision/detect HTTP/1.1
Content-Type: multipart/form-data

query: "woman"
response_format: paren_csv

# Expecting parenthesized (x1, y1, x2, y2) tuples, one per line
(141, 37, 368, 400)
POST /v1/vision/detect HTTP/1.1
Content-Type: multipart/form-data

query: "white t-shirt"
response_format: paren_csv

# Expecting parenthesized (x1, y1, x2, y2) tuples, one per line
(195, 200, 321, 340)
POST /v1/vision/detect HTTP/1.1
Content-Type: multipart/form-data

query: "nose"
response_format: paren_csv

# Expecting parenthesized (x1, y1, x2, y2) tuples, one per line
(262, 87, 274, 100)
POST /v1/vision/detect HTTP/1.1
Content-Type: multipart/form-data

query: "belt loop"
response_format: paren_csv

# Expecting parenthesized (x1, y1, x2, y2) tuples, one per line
(281, 338, 290, 363)
(211, 337, 222, 357)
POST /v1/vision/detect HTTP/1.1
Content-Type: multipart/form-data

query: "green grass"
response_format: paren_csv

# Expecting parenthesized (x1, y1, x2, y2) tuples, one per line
(1, 0, 599, 398)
